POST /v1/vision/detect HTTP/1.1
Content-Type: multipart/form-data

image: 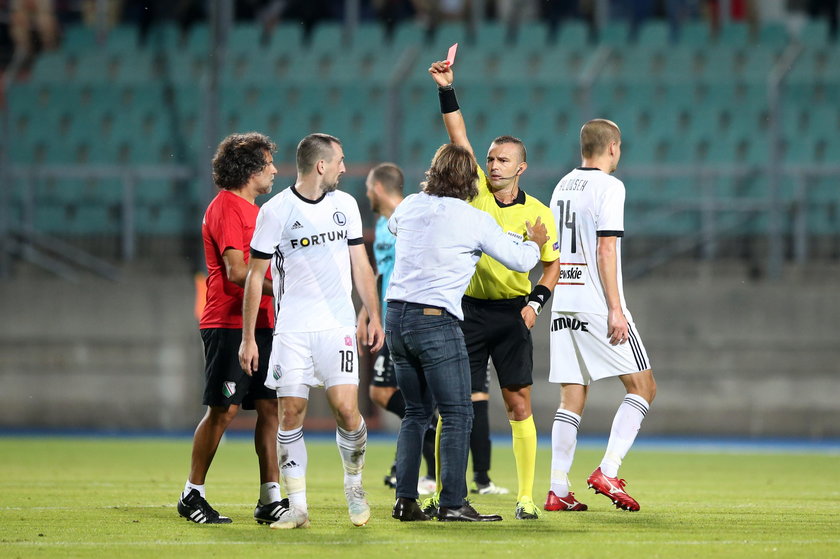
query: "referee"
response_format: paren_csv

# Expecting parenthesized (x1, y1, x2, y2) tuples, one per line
(428, 60, 561, 520)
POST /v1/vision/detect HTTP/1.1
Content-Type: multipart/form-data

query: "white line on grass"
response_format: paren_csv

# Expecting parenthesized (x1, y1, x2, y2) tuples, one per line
(4, 539, 840, 547)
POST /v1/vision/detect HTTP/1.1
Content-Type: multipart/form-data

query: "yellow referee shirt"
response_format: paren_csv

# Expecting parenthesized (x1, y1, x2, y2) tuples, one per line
(466, 167, 559, 300)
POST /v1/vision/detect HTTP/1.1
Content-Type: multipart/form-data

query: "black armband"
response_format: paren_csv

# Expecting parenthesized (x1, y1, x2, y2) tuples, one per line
(525, 285, 552, 314)
(438, 85, 459, 114)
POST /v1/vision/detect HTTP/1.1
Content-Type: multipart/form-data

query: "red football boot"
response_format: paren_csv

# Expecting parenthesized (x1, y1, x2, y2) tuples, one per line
(544, 491, 588, 511)
(587, 468, 640, 511)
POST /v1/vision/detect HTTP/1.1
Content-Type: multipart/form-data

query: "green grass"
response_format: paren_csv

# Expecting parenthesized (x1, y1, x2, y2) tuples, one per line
(1, 437, 838, 558)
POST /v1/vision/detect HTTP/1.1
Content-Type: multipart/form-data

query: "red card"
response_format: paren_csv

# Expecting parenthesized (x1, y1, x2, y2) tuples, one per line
(446, 43, 458, 66)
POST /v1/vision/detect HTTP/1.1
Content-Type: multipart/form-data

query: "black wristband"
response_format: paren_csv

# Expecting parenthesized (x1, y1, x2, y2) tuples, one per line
(527, 285, 552, 308)
(438, 86, 459, 114)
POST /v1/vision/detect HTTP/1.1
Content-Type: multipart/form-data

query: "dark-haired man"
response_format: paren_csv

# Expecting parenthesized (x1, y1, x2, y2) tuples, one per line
(240, 133, 384, 529)
(178, 132, 282, 525)
(428, 60, 560, 520)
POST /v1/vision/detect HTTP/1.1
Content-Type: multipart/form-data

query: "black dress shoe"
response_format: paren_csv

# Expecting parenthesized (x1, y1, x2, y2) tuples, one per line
(437, 503, 503, 522)
(392, 497, 431, 521)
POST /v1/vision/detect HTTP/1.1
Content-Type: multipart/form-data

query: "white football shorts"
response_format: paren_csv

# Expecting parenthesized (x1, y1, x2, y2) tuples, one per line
(549, 311, 651, 385)
(265, 326, 359, 399)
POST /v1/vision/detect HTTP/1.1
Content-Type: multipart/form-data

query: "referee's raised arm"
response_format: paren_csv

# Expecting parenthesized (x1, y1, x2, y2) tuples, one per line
(429, 60, 474, 159)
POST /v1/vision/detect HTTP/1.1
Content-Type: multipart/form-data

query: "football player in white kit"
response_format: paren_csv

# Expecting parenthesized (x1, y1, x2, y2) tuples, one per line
(544, 119, 657, 513)
(240, 133, 385, 529)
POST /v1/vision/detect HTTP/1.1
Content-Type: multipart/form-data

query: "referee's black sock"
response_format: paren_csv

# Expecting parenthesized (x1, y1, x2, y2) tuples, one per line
(470, 400, 492, 485)
(385, 390, 406, 419)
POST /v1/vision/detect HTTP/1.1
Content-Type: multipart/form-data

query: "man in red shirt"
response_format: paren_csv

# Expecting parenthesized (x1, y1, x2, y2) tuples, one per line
(178, 132, 282, 524)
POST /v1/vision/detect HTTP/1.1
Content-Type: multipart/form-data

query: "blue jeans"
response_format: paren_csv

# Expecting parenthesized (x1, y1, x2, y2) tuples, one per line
(386, 301, 473, 508)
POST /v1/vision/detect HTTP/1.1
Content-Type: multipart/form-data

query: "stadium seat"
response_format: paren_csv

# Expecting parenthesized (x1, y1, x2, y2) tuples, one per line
(756, 22, 789, 49)
(515, 22, 550, 50)
(553, 19, 591, 46)
(637, 20, 674, 46)
(715, 23, 751, 47)
(104, 25, 140, 54)
(597, 20, 630, 46)
(267, 22, 305, 54)
(677, 21, 713, 46)
(796, 19, 831, 46)
(61, 24, 99, 54)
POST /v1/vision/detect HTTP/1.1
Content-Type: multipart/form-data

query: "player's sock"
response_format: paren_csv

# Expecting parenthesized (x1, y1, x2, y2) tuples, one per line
(470, 400, 491, 485)
(600, 394, 649, 478)
(183, 481, 205, 499)
(385, 391, 406, 418)
(550, 409, 581, 496)
(336, 418, 367, 487)
(510, 415, 537, 501)
(422, 420, 437, 479)
(277, 427, 308, 509)
(260, 482, 281, 504)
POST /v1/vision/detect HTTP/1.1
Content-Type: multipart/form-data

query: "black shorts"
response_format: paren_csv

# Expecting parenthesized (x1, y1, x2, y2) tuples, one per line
(460, 295, 533, 392)
(370, 343, 397, 388)
(200, 328, 275, 410)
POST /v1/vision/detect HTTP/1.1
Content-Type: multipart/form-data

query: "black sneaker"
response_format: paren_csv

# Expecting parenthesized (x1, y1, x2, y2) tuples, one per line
(254, 498, 289, 524)
(384, 462, 397, 489)
(177, 489, 232, 524)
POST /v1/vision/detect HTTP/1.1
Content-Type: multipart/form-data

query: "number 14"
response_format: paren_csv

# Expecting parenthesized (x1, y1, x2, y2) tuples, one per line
(556, 200, 577, 253)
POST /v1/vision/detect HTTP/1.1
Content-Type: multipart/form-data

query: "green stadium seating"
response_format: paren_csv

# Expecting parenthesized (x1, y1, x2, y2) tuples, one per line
(8, 17, 839, 240)
(598, 20, 630, 46)
(678, 21, 712, 46)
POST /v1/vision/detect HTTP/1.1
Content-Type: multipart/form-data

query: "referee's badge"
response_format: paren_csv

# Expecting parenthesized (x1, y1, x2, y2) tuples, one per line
(223, 381, 236, 398)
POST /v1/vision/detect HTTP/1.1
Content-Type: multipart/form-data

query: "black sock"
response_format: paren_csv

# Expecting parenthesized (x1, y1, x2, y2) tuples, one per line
(422, 422, 437, 478)
(470, 400, 491, 485)
(385, 390, 406, 418)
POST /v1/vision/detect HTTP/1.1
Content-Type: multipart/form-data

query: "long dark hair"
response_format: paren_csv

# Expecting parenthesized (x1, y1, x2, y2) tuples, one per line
(212, 132, 276, 190)
(422, 144, 478, 201)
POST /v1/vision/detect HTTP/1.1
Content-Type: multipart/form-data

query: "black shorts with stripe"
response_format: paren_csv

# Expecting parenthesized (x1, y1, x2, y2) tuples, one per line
(460, 295, 533, 392)
(370, 343, 397, 387)
(200, 328, 275, 409)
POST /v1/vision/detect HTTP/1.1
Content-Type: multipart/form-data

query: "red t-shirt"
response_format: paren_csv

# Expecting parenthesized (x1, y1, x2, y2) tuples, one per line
(200, 190, 274, 329)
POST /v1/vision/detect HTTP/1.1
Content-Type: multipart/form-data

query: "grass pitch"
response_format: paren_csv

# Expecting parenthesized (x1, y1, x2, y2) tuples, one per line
(1, 436, 838, 559)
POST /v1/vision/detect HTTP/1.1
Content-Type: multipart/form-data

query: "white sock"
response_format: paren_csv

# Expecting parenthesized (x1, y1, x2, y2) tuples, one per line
(550, 409, 581, 497)
(336, 418, 367, 487)
(277, 427, 308, 510)
(184, 481, 205, 499)
(600, 394, 650, 478)
(260, 482, 281, 504)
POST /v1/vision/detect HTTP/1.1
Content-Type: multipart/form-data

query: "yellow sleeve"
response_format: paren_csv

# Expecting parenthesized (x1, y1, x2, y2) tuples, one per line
(475, 166, 491, 199)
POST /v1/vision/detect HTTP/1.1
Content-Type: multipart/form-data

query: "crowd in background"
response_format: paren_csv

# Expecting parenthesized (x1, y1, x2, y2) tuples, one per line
(0, 0, 837, 75)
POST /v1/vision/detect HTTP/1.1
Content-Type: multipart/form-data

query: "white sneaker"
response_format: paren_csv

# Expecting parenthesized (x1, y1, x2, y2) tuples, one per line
(269, 505, 310, 529)
(417, 476, 437, 495)
(471, 481, 510, 495)
(345, 485, 371, 526)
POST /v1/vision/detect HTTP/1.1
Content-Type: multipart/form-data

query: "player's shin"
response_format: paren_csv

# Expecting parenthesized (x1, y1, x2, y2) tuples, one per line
(550, 409, 581, 496)
(277, 427, 308, 509)
(600, 394, 649, 477)
(510, 415, 537, 501)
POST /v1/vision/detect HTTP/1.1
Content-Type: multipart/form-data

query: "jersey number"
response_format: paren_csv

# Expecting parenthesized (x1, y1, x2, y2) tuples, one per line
(556, 200, 577, 253)
(339, 350, 354, 373)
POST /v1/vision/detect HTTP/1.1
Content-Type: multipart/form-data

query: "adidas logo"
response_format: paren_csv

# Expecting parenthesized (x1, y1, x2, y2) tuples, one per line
(281, 460, 299, 469)
(291, 221, 303, 229)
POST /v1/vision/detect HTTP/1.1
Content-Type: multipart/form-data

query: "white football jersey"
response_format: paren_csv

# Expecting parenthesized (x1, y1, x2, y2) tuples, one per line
(251, 186, 364, 332)
(549, 167, 627, 315)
